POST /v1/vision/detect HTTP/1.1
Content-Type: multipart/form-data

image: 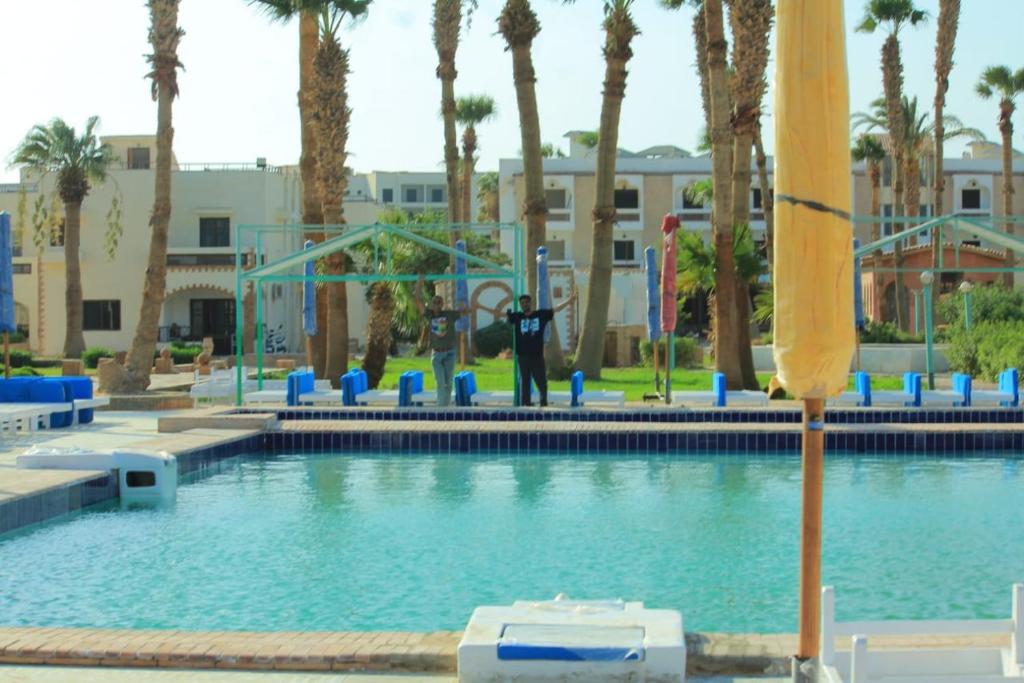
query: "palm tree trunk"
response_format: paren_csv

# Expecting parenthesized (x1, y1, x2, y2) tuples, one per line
(933, 0, 959, 305)
(704, 0, 742, 389)
(1000, 108, 1015, 287)
(573, 4, 637, 380)
(434, 0, 462, 235)
(459, 128, 477, 365)
(363, 283, 394, 389)
(870, 164, 884, 319)
(904, 155, 921, 329)
(300, 11, 326, 377)
(114, 0, 180, 393)
(499, 0, 565, 371)
(313, 35, 351, 388)
(893, 149, 910, 329)
(61, 199, 86, 359)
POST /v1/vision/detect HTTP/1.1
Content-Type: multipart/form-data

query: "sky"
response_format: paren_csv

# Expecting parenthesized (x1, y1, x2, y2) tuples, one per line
(1, 0, 1022, 184)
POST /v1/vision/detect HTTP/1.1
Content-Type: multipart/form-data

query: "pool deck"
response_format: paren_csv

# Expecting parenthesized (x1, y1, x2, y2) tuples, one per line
(0, 408, 1020, 678)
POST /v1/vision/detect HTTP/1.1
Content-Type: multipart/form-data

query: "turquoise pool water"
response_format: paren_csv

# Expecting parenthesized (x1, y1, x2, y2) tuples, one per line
(1, 451, 1022, 633)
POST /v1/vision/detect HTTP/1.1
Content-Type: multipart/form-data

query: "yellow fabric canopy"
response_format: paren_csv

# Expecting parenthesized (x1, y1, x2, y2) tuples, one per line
(772, 0, 854, 399)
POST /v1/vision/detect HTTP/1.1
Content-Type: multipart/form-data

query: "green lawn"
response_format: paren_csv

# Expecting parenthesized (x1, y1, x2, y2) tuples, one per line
(376, 356, 905, 402)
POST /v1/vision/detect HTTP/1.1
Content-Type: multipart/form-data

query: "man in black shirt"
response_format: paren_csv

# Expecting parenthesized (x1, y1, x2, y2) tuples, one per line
(506, 290, 575, 407)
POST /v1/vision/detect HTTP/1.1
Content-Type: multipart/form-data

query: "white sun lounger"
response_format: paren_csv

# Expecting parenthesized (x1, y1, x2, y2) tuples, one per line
(0, 402, 75, 431)
(819, 584, 1024, 683)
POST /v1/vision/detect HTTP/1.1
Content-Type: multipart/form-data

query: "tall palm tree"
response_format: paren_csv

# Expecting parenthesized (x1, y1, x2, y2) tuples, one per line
(455, 95, 496, 229)
(977, 65, 1024, 287)
(434, 0, 464, 230)
(852, 133, 887, 306)
(572, 0, 639, 380)
(932, 0, 959, 294)
(727, 0, 772, 391)
(12, 117, 113, 359)
(498, 0, 566, 372)
(112, 0, 184, 392)
(856, 0, 927, 330)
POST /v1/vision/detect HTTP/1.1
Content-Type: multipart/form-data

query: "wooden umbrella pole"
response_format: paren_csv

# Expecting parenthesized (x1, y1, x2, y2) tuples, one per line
(798, 397, 826, 665)
(3, 332, 9, 380)
(459, 331, 466, 370)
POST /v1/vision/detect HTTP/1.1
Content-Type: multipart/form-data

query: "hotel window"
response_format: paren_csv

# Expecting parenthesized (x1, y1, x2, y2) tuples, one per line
(403, 186, 422, 203)
(199, 217, 231, 247)
(613, 239, 636, 262)
(961, 189, 981, 210)
(682, 188, 704, 209)
(613, 188, 639, 209)
(882, 204, 893, 236)
(752, 188, 762, 209)
(381, 188, 393, 203)
(545, 189, 567, 209)
(544, 240, 566, 261)
(882, 158, 893, 187)
(127, 147, 150, 170)
(83, 300, 121, 331)
(429, 186, 445, 203)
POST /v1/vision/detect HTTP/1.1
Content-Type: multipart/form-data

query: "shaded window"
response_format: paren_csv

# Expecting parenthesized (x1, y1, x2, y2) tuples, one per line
(429, 187, 445, 203)
(545, 189, 567, 209)
(382, 188, 393, 203)
(882, 157, 893, 187)
(544, 240, 566, 261)
(752, 188, 762, 209)
(882, 204, 893, 236)
(50, 219, 65, 247)
(13, 263, 31, 274)
(199, 217, 230, 247)
(682, 189, 704, 209)
(613, 240, 636, 262)
(127, 148, 150, 170)
(961, 189, 981, 210)
(402, 186, 422, 203)
(614, 189, 639, 209)
(84, 300, 121, 331)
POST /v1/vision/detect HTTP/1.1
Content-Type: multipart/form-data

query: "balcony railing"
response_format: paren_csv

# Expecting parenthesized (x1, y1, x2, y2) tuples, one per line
(176, 162, 282, 173)
(167, 253, 236, 267)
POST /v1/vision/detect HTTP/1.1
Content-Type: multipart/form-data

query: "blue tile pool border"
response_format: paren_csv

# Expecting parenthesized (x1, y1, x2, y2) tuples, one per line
(232, 406, 1024, 425)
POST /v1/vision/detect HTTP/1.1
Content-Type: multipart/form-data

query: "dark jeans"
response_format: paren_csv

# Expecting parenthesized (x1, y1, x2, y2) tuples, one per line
(517, 353, 547, 407)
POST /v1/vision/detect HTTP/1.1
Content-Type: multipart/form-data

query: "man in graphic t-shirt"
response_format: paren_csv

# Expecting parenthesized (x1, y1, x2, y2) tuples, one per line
(416, 277, 466, 407)
(506, 290, 575, 407)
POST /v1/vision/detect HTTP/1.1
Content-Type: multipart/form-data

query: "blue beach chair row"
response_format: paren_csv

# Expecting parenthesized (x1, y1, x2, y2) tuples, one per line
(833, 369, 1019, 408)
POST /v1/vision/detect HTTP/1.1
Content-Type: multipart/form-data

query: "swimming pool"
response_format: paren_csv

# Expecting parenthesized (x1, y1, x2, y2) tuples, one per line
(1, 450, 1021, 634)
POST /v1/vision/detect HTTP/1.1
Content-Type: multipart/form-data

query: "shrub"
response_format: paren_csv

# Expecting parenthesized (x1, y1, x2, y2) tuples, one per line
(157, 344, 203, 364)
(474, 321, 512, 358)
(938, 283, 1024, 327)
(81, 347, 115, 369)
(638, 336, 700, 368)
(3, 349, 33, 368)
(8, 366, 40, 377)
(947, 320, 1024, 382)
(859, 320, 922, 344)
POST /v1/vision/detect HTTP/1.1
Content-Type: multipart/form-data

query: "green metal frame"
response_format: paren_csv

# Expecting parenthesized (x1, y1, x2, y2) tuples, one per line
(233, 222, 525, 405)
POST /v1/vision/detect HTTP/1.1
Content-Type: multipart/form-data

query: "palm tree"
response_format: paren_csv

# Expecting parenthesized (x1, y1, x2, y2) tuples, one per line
(455, 95, 496, 230)
(932, 0, 959, 293)
(110, 0, 184, 393)
(856, 0, 927, 330)
(476, 171, 499, 222)
(727, 0, 772, 391)
(434, 0, 464, 229)
(249, 1, 327, 374)
(852, 133, 888, 308)
(977, 65, 1024, 286)
(569, 0, 639, 380)
(498, 0, 567, 372)
(539, 143, 566, 158)
(12, 117, 113, 359)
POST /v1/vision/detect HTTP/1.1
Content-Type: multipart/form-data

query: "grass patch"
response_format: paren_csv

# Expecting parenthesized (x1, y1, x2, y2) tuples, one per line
(372, 356, 906, 402)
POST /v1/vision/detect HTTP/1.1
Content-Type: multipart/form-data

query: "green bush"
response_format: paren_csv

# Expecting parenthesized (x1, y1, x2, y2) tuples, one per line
(938, 283, 1024, 327)
(474, 321, 513, 358)
(859, 319, 923, 344)
(170, 345, 202, 364)
(947, 320, 1024, 382)
(7, 366, 40, 377)
(638, 336, 700, 368)
(3, 349, 34, 368)
(81, 347, 115, 369)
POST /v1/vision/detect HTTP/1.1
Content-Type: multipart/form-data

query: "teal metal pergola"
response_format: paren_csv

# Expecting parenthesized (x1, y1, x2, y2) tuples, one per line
(233, 222, 525, 405)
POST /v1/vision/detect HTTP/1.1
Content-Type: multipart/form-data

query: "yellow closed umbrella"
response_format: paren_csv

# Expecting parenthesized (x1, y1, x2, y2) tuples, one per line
(772, 0, 854, 674)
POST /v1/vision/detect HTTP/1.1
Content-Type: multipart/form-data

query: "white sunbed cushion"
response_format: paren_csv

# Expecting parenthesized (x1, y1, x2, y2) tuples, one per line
(578, 390, 626, 408)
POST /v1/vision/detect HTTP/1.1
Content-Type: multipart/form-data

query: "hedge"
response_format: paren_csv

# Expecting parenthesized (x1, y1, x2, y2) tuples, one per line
(638, 337, 700, 368)
(474, 321, 513, 358)
(82, 347, 115, 369)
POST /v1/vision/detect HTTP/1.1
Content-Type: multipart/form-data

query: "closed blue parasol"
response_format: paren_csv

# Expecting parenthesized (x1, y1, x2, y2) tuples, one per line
(0, 213, 15, 379)
(455, 239, 469, 332)
(853, 238, 864, 331)
(536, 245, 552, 343)
(644, 246, 661, 342)
(302, 240, 316, 337)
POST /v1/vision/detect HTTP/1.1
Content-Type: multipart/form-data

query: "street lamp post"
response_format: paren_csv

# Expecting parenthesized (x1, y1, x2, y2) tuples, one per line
(920, 271, 935, 390)
(959, 280, 974, 331)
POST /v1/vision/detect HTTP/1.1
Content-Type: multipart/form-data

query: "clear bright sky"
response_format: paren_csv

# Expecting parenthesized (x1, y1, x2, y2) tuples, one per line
(1, 0, 1021, 184)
